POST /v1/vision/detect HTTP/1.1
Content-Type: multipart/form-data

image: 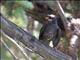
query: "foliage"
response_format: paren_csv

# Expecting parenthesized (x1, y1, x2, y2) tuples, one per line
(1, 0, 34, 28)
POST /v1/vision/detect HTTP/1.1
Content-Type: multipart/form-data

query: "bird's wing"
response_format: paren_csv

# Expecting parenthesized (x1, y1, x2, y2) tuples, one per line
(39, 24, 46, 39)
(52, 29, 61, 47)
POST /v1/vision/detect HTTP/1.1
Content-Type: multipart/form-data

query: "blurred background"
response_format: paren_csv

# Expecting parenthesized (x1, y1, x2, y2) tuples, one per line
(0, 0, 80, 60)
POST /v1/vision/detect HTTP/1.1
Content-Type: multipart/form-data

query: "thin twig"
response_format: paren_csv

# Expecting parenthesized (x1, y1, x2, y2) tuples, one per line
(2, 32, 32, 60)
(56, 0, 68, 32)
(1, 38, 19, 60)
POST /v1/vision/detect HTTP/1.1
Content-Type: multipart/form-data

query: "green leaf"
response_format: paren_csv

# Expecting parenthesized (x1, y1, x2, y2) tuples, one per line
(12, 7, 28, 27)
(15, 1, 34, 10)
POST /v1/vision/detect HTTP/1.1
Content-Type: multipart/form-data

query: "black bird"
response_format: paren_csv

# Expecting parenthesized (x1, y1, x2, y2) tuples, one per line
(39, 14, 61, 48)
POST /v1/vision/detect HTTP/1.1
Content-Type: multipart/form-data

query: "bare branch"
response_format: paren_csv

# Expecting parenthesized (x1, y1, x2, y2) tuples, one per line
(55, 1, 68, 31)
(1, 39, 19, 60)
(2, 33, 30, 60)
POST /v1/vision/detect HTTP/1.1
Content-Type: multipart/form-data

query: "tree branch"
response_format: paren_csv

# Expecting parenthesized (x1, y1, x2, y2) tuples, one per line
(1, 14, 72, 60)
(1, 39, 19, 60)
(2, 33, 30, 60)
(55, 0, 68, 32)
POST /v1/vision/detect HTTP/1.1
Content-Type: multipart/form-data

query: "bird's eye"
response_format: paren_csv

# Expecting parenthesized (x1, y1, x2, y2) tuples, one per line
(49, 17, 52, 19)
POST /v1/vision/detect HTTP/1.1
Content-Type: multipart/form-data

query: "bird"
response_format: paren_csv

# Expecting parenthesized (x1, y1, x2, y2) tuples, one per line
(39, 14, 61, 48)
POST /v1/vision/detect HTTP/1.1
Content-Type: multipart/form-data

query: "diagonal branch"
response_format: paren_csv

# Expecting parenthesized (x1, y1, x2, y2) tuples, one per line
(1, 14, 72, 60)
(1, 33, 30, 60)
(55, 1, 68, 30)
(1, 39, 19, 60)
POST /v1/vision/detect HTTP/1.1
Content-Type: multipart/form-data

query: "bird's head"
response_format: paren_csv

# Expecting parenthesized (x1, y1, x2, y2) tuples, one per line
(45, 14, 56, 22)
